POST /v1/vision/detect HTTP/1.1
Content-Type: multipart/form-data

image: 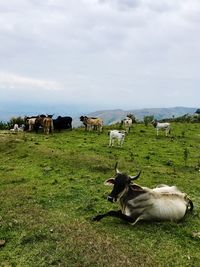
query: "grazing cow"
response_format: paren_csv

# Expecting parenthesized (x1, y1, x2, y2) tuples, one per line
(93, 164, 193, 225)
(151, 120, 171, 136)
(53, 116, 72, 131)
(109, 130, 126, 147)
(124, 117, 132, 133)
(80, 116, 103, 132)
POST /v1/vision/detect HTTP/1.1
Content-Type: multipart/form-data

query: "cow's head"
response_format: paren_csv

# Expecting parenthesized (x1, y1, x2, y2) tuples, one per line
(80, 116, 87, 122)
(104, 163, 141, 202)
(151, 120, 157, 127)
(47, 114, 54, 118)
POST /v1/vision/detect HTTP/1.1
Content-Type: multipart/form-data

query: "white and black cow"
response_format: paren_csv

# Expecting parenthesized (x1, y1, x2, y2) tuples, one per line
(151, 120, 171, 136)
(93, 164, 193, 225)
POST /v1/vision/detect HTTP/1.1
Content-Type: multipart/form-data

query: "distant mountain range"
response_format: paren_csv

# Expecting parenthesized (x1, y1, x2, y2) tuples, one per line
(73, 106, 197, 127)
(0, 103, 197, 127)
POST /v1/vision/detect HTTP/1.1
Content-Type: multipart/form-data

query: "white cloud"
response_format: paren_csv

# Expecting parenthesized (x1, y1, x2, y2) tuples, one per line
(0, 72, 63, 91)
(0, 0, 200, 111)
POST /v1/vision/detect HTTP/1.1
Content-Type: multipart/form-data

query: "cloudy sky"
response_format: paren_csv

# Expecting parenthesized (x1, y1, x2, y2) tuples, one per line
(1, 0, 200, 114)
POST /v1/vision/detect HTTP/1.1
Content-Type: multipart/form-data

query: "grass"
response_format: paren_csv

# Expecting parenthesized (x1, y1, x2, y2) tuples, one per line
(0, 123, 200, 267)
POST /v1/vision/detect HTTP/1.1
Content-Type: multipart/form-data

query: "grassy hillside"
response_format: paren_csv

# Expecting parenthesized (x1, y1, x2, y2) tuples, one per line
(0, 123, 200, 266)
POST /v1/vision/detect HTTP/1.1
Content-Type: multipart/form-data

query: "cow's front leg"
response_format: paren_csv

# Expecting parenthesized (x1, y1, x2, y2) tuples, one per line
(92, 210, 135, 223)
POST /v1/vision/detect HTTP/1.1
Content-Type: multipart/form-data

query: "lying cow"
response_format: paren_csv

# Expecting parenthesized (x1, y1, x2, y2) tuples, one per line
(10, 124, 24, 132)
(151, 120, 171, 136)
(109, 130, 125, 147)
(93, 164, 193, 225)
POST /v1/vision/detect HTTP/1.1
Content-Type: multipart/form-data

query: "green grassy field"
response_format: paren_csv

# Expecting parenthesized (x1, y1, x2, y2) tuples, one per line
(0, 123, 200, 267)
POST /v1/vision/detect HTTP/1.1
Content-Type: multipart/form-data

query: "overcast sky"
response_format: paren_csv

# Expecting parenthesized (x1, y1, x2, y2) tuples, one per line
(0, 0, 200, 112)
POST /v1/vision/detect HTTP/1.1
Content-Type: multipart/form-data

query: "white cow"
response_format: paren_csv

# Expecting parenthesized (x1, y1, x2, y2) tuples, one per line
(10, 124, 24, 132)
(10, 124, 19, 132)
(152, 120, 171, 136)
(124, 117, 132, 133)
(27, 118, 37, 131)
(109, 130, 126, 147)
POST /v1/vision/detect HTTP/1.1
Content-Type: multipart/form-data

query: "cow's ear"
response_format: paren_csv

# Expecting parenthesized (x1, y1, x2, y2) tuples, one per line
(104, 178, 115, 186)
(131, 184, 144, 191)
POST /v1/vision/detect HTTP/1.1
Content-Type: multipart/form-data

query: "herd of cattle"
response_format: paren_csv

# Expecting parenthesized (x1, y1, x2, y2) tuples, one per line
(10, 114, 72, 134)
(10, 114, 172, 147)
(9, 114, 194, 225)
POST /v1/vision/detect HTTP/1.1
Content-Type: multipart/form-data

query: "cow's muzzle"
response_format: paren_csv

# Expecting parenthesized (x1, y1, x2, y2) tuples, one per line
(107, 196, 114, 203)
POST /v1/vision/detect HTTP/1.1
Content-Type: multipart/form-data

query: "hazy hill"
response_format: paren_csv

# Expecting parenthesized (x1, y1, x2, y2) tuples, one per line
(0, 103, 197, 127)
(73, 107, 197, 127)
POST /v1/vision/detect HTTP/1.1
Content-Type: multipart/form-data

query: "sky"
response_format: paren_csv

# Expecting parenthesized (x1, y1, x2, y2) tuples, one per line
(0, 0, 200, 115)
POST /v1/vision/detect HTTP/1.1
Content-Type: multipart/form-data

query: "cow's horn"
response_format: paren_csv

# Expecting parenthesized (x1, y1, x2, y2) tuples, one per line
(129, 170, 141, 180)
(115, 162, 120, 174)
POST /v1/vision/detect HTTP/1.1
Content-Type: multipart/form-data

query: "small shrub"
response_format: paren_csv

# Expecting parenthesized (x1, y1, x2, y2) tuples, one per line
(183, 147, 189, 167)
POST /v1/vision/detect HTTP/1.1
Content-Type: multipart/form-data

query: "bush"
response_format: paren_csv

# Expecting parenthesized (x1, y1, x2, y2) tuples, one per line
(9, 116, 25, 127)
(0, 121, 8, 130)
(143, 115, 154, 127)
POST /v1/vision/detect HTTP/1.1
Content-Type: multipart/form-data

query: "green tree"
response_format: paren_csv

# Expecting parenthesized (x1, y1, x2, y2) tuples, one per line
(9, 116, 25, 127)
(195, 109, 200, 114)
(0, 121, 8, 130)
(143, 115, 154, 127)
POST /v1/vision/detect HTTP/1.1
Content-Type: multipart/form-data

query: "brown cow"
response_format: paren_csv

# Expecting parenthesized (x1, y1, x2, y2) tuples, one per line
(80, 116, 103, 132)
(35, 116, 53, 134)
(43, 117, 54, 134)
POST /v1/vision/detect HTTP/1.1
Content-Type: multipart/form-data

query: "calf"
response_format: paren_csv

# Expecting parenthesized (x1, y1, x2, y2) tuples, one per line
(93, 164, 193, 225)
(109, 130, 126, 147)
(151, 120, 171, 136)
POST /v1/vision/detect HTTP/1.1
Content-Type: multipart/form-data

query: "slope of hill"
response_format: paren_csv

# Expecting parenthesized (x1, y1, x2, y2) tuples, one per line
(73, 107, 197, 127)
